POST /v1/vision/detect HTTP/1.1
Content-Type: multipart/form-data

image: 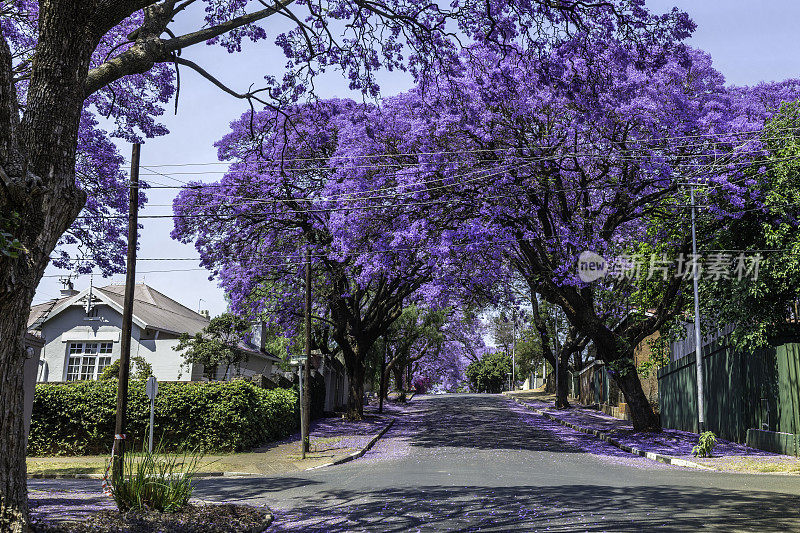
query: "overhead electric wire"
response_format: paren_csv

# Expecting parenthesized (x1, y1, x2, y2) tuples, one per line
(97, 154, 791, 218)
(118, 143, 798, 214)
(127, 124, 800, 169)
(51, 127, 800, 276)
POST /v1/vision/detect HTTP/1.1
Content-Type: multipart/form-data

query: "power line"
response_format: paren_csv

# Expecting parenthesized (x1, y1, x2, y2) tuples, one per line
(126, 124, 800, 169)
(83, 144, 799, 219)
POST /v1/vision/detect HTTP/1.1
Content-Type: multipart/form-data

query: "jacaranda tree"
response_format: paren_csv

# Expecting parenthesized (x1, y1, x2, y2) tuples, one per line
(173, 99, 447, 419)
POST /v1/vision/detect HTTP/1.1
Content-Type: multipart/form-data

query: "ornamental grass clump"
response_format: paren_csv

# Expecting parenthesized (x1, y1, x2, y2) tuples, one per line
(109, 443, 202, 513)
(692, 431, 718, 458)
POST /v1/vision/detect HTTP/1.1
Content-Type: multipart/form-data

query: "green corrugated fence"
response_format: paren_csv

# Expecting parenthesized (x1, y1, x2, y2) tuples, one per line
(657, 333, 800, 448)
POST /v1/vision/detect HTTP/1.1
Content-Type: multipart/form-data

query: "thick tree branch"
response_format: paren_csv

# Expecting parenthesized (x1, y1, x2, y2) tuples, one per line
(85, 0, 293, 96)
(165, 0, 294, 51)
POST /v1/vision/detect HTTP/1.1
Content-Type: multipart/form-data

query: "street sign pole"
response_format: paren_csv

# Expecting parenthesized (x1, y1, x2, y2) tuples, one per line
(299, 360, 306, 459)
(145, 376, 158, 453)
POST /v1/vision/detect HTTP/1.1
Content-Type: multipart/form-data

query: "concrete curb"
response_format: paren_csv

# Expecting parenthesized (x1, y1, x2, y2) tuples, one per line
(510, 397, 715, 471)
(27, 470, 270, 480)
(306, 417, 395, 470)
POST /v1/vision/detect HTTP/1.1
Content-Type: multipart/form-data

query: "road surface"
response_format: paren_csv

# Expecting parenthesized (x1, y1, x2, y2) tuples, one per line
(31, 394, 800, 531)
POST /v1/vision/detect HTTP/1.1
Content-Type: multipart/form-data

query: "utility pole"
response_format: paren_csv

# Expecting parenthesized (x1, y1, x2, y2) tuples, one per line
(113, 143, 140, 480)
(690, 184, 706, 433)
(302, 246, 312, 457)
(379, 338, 387, 413)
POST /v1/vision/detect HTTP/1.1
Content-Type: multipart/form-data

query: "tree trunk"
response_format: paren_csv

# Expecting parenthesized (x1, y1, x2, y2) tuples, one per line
(392, 364, 406, 402)
(0, 3, 97, 526)
(345, 358, 365, 420)
(593, 333, 660, 431)
(378, 344, 387, 413)
(555, 356, 571, 409)
(612, 361, 661, 431)
(0, 291, 37, 532)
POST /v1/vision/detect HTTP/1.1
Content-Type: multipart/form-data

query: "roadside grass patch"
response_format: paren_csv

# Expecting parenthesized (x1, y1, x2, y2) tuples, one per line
(692, 456, 800, 475)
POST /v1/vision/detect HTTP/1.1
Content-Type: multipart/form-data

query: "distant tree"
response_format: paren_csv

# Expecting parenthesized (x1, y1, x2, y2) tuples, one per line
(175, 313, 252, 380)
(98, 356, 153, 382)
(465, 353, 512, 393)
(383, 305, 447, 400)
(489, 312, 516, 357)
(514, 328, 544, 382)
(0, 213, 22, 259)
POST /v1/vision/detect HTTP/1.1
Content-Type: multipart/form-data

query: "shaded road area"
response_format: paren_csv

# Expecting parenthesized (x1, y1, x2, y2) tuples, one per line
(30, 394, 800, 531)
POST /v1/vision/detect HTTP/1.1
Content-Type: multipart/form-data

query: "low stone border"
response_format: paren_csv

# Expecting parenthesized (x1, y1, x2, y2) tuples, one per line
(511, 397, 714, 471)
(306, 417, 395, 470)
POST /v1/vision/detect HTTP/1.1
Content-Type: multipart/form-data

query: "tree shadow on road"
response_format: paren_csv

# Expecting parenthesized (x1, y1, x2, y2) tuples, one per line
(258, 483, 800, 532)
(195, 476, 322, 497)
(402, 395, 632, 457)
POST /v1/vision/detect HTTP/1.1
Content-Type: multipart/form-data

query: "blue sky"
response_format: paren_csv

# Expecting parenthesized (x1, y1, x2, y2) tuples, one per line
(33, 1, 800, 317)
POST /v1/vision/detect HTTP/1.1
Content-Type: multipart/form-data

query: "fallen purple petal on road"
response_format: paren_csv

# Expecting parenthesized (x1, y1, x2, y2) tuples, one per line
(518, 398, 780, 458)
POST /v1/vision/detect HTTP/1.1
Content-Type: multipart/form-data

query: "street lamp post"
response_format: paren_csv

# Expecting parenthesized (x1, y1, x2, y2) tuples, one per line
(511, 309, 517, 391)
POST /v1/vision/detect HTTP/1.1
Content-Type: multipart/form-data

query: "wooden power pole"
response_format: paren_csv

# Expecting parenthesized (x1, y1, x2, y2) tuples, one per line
(113, 143, 140, 480)
(302, 246, 312, 456)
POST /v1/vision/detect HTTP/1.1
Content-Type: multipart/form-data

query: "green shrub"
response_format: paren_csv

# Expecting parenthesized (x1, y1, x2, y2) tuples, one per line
(29, 381, 298, 456)
(109, 443, 201, 513)
(692, 431, 718, 458)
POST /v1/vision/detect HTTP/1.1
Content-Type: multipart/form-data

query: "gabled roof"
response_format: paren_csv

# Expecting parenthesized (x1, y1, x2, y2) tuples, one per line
(29, 299, 62, 329)
(29, 283, 209, 336)
(97, 284, 209, 336)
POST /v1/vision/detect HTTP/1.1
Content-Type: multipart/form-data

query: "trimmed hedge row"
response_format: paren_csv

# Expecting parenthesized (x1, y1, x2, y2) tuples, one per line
(28, 380, 299, 456)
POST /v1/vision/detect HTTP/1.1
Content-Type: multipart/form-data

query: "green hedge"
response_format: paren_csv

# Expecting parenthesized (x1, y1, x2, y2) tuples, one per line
(28, 380, 299, 456)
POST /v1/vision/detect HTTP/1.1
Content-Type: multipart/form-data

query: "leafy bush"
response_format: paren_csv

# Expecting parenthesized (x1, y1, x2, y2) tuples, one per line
(109, 443, 201, 513)
(692, 431, 717, 458)
(29, 381, 298, 456)
(465, 353, 512, 393)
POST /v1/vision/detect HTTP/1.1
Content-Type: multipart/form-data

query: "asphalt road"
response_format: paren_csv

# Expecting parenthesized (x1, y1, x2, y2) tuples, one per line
(30, 394, 800, 531)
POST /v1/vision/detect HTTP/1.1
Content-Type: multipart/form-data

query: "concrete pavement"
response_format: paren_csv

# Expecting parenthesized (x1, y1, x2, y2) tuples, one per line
(30, 394, 800, 531)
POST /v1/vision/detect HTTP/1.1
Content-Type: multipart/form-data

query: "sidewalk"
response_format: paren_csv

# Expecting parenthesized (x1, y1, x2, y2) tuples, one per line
(507, 391, 800, 475)
(28, 404, 401, 478)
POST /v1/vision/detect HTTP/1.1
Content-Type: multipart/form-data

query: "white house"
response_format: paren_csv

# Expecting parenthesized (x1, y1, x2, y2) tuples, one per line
(28, 282, 280, 382)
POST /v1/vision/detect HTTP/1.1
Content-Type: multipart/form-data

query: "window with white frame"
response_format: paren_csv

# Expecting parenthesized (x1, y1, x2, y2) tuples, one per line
(65, 342, 113, 381)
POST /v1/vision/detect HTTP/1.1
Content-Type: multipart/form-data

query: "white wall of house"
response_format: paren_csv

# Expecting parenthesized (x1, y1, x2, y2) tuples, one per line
(207, 355, 275, 381)
(36, 304, 193, 382)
